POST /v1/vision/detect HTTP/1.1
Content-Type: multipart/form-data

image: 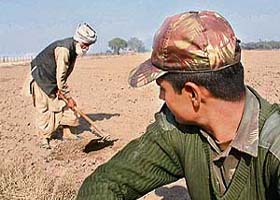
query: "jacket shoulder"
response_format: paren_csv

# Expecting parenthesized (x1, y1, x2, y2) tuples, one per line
(259, 109, 280, 160)
(155, 105, 178, 130)
(147, 104, 197, 135)
(147, 104, 178, 134)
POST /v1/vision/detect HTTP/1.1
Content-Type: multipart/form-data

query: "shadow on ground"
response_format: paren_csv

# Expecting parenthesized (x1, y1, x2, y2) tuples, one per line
(87, 113, 120, 121)
(155, 185, 190, 200)
(74, 112, 120, 134)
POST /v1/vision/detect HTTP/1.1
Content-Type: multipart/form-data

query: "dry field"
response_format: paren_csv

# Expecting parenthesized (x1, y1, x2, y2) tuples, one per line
(0, 51, 279, 200)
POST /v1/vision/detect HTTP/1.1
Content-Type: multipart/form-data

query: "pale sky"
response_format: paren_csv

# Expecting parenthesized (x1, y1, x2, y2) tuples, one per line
(1, 0, 280, 56)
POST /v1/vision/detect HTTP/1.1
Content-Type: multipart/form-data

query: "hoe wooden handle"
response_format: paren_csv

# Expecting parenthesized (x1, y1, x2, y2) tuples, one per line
(72, 106, 104, 138)
(57, 91, 105, 138)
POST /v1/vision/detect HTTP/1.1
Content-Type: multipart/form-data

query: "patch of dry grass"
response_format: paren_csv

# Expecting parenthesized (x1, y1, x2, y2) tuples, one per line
(0, 158, 77, 200)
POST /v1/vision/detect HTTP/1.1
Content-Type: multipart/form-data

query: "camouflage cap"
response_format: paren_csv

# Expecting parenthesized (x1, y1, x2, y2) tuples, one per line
(129, 10, 241, 87)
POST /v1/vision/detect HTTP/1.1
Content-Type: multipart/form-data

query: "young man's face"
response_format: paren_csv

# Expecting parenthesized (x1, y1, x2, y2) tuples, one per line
(156, 79, 195, 124)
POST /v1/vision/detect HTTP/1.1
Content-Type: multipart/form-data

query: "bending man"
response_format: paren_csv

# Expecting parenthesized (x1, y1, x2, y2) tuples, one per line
(30, 23, 97, 149)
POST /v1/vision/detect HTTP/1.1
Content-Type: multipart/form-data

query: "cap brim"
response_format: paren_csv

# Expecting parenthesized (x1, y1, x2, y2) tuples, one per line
(128, 59, 168, 88)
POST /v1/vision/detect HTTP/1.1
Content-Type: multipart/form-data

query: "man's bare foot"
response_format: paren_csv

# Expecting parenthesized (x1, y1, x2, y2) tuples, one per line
(62, 126, 80, 140)
(40, 138, 51, 149)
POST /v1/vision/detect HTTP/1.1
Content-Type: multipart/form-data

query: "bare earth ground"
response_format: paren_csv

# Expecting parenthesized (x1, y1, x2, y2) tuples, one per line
(0, 50, 279, 200)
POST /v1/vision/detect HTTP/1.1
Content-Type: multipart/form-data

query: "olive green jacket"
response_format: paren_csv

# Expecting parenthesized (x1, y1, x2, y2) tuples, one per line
(77, 89, 280, 200)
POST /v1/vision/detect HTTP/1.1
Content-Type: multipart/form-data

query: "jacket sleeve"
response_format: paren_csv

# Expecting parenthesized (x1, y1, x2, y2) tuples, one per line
(76, 122, 184, 200)
(277, 170, 280, 199)
(55, 47, 71, 99)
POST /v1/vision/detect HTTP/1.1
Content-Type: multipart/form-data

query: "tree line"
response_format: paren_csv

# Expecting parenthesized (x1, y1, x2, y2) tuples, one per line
(108, 37, 147, 54)
(107, 38, 280, 54)
(241, 40, 280, 50)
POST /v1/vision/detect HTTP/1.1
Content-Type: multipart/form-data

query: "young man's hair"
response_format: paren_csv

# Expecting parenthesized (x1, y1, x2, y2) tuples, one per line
(160, 62, 246, 101)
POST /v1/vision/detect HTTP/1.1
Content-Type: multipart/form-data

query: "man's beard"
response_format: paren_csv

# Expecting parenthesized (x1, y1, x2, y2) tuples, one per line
(75, 44, 87, 56)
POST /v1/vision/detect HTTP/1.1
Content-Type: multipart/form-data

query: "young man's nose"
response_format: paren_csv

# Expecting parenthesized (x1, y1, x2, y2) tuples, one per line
(159, 90, 165, 100)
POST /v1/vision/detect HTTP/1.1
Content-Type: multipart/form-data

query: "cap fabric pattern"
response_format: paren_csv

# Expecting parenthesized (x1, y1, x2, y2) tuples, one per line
(73, 23, 97, 45)
(129, 11, 241, 87)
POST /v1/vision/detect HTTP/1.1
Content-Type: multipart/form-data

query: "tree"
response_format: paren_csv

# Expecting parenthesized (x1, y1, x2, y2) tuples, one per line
(108, 38, 127, 55)
(127, 37, 146, 52)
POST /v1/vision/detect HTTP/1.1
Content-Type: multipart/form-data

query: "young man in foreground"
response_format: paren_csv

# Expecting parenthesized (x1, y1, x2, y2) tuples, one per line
(77, 11, 280, 199)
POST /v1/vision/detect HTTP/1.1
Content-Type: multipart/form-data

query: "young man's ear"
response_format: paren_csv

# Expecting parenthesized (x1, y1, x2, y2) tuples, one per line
(183, 82, 201, 109)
